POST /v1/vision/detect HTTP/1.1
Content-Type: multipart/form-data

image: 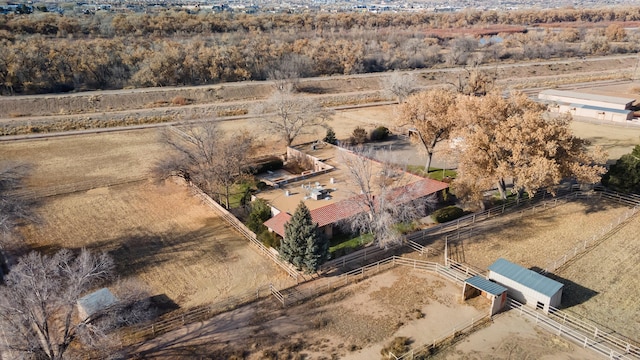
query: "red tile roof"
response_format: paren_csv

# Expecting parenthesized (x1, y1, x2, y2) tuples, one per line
(264, 178, 449, 238)
(263, 211, 291, 238)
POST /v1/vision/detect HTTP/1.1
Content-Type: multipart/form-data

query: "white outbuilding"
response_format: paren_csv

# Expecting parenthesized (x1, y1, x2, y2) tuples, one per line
(538, 89, 635, 110)
(488, 258, 563, 313)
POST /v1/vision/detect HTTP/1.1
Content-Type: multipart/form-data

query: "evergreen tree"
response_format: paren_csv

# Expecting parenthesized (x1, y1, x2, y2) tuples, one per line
(323, 127, 337, 145)
(602, 145, 640, 194)
(281, 202, 326, 272)
(246, 198, 271, 233)
(303, 226, 329, 274)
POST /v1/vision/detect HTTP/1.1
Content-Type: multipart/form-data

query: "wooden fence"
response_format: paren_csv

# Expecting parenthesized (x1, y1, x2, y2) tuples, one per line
(507, 298, 639, 360)
(542, 203, 639, 274)
(127, 284, 272, 340)
(188, 183, 302, 281)
(387, 315, 492, 360)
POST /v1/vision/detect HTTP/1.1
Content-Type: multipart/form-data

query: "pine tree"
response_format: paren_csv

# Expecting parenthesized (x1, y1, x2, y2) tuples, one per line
(281, 202, 326, 272)
(323, 127, 337, 145)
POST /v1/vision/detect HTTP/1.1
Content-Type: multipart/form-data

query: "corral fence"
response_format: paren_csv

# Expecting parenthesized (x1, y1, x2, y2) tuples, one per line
(126, 284, 273, 341)
(273, 256, 479, 307)
(507, 298, 640, 360)
(387, 315, 492, 360)
(542, 200, 639, 274)
(10, 175, 148, 200)
(321, 185, 584, 273)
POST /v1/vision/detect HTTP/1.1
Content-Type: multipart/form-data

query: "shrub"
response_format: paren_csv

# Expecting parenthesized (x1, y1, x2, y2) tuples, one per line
(246, 198, 272, 233)
(256, 181, 268, 191)
(380, 337, 411, 358)
(323, 127, 337, 145)
(370, 126, 389, 141)
(258, 229, 280, 249)
(431, 206, 465, 223)
(352, 126, 368, 144)
(170, 96, 190, 105)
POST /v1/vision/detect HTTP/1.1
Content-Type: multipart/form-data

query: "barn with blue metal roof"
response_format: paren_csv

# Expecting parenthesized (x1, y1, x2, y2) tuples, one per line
(488, 258, 563, 313)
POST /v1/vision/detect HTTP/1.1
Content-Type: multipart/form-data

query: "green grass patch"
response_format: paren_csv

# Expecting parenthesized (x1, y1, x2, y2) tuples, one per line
(228, 180, 256, 209)
(406, 165, 456, 181)
(329, 233, 374, 255)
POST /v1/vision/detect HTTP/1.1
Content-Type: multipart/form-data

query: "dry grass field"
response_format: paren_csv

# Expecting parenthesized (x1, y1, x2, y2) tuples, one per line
(19, 180, 294, 309)
(0, 129, 165, 187)
(447, 198, 632, 271)
(556, 212, 640, 342)
(0, 129, 294, 309)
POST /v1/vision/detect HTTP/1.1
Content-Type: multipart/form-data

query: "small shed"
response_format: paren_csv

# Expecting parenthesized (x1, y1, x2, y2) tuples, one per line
(77, 288, 117, 320)
(488, 258, 563, 313)
(463, 275, 508, 316)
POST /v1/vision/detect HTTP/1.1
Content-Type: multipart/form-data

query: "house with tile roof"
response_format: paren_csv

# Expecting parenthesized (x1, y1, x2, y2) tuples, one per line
(258, 142, 449, 240)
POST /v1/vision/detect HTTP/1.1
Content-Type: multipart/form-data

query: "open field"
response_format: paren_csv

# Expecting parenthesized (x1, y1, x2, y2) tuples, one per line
(0, 129, 165, 188)
(447, 198, 632, 271)
(19, 180, 294, 309)
(556, 211, 640, 342)
(0, 128, 294, 309)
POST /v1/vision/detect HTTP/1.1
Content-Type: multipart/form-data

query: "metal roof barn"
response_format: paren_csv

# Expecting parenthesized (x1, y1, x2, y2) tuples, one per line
(488, 258, 563, 313)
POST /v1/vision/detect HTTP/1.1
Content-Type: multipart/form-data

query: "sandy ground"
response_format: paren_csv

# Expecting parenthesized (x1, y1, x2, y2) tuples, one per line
(431, 311, 601, 360)
(133, 266, 487, 359)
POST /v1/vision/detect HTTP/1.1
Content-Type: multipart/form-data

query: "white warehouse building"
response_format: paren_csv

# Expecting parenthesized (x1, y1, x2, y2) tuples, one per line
(488, 258, 563, 313)
(539, 89, 636, 123)
(538, 89, 635, 110)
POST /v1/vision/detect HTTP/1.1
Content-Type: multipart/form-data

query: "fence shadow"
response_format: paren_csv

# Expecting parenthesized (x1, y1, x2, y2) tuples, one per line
(529, 267, 598, 308)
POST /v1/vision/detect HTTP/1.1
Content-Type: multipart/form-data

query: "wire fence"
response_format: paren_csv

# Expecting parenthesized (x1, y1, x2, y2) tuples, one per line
(11, 175, 148, 200)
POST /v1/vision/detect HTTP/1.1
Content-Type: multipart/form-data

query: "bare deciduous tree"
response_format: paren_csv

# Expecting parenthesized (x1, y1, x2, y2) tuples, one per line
(398, 89, 459, 172)
(381, 70, 418, 103)
(339, 146, 436, 248)
(453, 91, 606, 206)
(156, 122, 254, 209)
(0, 249, 147, 360)
(266, 53, 312, 93)
(253, 88, 332, 147)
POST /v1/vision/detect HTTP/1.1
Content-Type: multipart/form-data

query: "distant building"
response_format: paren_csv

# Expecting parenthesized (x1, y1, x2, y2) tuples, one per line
(539, 89, 636, 122)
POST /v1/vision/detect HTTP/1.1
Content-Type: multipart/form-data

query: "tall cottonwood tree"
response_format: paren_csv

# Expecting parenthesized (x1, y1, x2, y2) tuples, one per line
(156, 122, 254, 208)
(0, 249, 114, 360)
(339, 147, 435, 248)
(453, 91, 606, 205)
(398, 89, 459, 172)
(281, 202, 327, 273)
(253, 88, 332, 147)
